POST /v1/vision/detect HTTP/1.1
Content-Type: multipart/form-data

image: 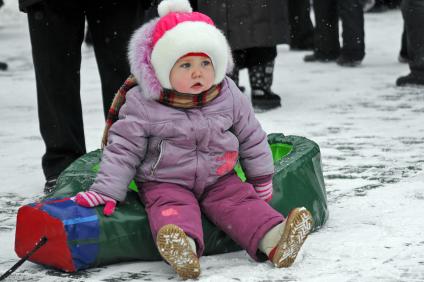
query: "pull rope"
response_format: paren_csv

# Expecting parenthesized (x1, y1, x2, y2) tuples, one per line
(0, 236, 48, 281)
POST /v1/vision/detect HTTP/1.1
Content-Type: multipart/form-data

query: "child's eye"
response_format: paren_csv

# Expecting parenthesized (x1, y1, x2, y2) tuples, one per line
(201, 60, 211, 67)
(180, 63, 191, 68)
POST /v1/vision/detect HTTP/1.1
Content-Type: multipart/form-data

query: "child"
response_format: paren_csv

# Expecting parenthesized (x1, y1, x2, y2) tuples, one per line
(74, 0, 313, 279)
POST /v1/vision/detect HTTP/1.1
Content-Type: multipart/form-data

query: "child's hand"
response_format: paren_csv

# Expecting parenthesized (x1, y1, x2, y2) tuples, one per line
(248, 175, 273, 202)
(74, 191, 117, 216)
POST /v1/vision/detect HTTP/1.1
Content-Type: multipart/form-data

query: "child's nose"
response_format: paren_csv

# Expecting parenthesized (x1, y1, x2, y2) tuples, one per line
(192, 68, 202, 78)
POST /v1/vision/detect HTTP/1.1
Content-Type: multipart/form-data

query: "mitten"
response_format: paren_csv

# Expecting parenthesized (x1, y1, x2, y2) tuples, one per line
(74, 191, 117, 216)
(248, 174, 273, 202)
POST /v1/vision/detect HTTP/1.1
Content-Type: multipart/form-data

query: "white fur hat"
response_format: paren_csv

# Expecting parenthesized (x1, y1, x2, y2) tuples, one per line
(150, 0, 231, 89)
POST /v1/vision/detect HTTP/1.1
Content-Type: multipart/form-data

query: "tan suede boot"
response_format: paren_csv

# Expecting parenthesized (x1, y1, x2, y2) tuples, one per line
(273, 207, 313, 267)
(156, 224, 200, 280)
(264, 207, 313, 268)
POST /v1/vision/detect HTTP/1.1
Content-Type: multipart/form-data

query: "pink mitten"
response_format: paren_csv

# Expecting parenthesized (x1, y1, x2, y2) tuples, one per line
(74, 191, 117, 216)
(248, 174, 273, 202)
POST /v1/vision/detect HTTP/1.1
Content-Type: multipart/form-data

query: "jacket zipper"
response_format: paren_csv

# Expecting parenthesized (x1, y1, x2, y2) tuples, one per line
(151, 140, 164, 176)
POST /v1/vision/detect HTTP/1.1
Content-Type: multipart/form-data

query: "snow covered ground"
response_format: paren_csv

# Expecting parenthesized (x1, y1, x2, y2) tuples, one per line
(1, 1, 423, 281)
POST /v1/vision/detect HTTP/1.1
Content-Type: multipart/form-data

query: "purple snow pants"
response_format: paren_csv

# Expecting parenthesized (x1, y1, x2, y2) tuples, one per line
(138, 173, 284, 261)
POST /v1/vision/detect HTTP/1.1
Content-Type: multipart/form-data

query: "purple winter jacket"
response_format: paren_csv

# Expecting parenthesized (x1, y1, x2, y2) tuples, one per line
(89, 18, 274, 202)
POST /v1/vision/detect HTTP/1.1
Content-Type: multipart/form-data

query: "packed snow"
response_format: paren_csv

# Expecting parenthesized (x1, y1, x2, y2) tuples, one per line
(0, 0, 423, 281)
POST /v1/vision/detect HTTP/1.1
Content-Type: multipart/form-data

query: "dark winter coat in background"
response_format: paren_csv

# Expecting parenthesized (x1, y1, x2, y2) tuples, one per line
(197, 0, 289, 51)
(18, 0, 156, 12)
(18, 0, 42, 12)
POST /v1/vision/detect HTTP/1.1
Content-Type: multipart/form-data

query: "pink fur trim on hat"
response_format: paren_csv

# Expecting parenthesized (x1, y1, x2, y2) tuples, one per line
(128, 18, 162, 100)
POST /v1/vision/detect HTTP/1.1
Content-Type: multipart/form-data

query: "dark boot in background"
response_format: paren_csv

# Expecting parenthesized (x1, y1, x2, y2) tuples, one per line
(0, 61, 7, 71)
(44, 176, 58, 195)
(304, 53, 338, 62)
(249, 60, 281, 110)
(396, 73, 424, 86)
(336, 56, 362, 67)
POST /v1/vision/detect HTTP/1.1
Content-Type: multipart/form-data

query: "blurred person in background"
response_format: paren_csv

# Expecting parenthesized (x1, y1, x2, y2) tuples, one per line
(197, 0, 289, 111)
(304, 0, 365, 67)
(0, 0, 8, 71)
(288, 0, 314, 51)
(19, 0, 146, 193)
(398, 25, 408, 63)
(396, 0, 424, 86)
(367, 0, 401, 12)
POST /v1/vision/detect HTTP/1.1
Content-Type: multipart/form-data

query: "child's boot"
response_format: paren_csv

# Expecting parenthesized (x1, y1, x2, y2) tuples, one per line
(259, 207, 313, 267)
(156, 224, 200, 280)
(248, 60, 281, 110)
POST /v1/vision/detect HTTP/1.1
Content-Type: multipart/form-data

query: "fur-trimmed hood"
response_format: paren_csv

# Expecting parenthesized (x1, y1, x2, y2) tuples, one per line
(127, 18, 234, 100)
(127, 18, 163, 100)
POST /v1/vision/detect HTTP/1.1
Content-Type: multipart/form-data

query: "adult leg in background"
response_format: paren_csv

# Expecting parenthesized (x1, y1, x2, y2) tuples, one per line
(396, 0, 424, 86)
(27, 1, 86, 182)
(288, 0, 314, 50)
(85, 0, 142, 118)
(337, 0, 365, 65)
(305, 0, 340, 62)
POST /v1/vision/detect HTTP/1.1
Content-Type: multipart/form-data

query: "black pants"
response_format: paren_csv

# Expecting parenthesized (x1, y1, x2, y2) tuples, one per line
(233, 47, 277, 70)
(230, 47, 277, 89)
(400, 24, 408, 59)
(374, 0, 401, 8)
(288, 0, 314, 48)
(401, 0, 424, 77)
(27, 0, 142, 179)
(312, 0, 365, 60)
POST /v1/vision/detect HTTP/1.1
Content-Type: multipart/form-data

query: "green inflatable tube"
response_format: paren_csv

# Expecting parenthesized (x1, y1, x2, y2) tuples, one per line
(48, 134, 328, 266)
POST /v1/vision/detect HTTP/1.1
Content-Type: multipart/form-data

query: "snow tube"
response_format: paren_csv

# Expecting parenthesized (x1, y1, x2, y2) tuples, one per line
(14, 134, 328, 272)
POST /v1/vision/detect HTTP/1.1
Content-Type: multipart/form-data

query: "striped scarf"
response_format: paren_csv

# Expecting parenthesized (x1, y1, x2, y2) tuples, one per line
(101, 75, 137, 148)
(101, 75, 221, 147)
(159, 84, 221, 109)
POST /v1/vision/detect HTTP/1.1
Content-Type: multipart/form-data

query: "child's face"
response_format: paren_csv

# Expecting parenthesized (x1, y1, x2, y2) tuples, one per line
(169, 55, 215, 94)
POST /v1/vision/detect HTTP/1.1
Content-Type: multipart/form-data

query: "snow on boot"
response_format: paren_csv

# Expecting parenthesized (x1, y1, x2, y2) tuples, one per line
(156, 224, 200, 280)
(270, 207, 313, 268)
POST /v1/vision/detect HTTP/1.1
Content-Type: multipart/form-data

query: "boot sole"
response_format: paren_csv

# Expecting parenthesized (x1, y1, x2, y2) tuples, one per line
(336, 61, 362, 67)
(156, 224, 200, 280)
(252, 100, 281, 111)
(272, 207, 313, 267)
